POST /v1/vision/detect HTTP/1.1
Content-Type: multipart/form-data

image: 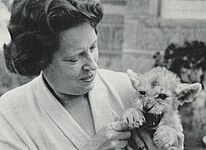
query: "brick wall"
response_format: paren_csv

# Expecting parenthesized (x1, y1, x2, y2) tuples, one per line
(98, 0, 206, 73)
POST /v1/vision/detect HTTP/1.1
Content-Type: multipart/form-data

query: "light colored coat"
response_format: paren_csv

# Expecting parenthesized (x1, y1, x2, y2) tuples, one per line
(0, 69, 136, 150)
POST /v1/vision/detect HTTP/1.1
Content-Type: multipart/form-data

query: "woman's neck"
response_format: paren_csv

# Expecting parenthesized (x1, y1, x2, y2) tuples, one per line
(42, 73, 87, 104)
(42, 74, 95, 136)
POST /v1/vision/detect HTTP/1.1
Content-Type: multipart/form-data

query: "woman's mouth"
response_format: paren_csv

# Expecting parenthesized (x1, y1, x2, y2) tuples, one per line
(80, 73, 95, 82)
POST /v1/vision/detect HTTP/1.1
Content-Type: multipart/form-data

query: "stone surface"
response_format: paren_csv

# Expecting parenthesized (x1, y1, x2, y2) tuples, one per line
(100, 0, 126, 5)
(98, 54, 122, 71)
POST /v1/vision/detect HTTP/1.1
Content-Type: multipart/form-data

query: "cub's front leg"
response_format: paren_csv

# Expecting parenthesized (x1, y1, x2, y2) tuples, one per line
(153, 126, 184, 150)
(121, 107, 146, 150)
(121, 100, 147, 149)
(121, 101, 145, 129)
(122, 108, 145, 129)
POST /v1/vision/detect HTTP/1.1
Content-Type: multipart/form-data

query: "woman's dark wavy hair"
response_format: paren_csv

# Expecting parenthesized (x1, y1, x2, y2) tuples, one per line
(3, 0, 103, 76)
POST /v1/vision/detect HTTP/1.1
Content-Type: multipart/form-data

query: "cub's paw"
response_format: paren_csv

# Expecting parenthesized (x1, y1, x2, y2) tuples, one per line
(153, 126, 179, 149)
(122, 108, 145, 129)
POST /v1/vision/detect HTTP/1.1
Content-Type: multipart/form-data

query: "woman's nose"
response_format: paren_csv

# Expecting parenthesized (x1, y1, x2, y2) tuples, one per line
(83, 54, 98, 71)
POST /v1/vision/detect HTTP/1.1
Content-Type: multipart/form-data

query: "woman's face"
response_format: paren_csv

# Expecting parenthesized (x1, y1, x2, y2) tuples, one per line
(44, 23, 98, 96)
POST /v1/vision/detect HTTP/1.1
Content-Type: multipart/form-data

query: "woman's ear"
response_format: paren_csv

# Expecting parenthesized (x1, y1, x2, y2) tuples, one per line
(126, 69, 142, 90)
(177, 83, 202, 105)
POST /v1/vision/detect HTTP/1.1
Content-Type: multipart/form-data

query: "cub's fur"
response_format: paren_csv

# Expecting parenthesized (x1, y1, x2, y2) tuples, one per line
(122, 67, 202, 150)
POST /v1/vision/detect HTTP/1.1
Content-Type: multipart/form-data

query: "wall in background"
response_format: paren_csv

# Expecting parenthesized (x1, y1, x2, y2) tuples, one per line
(98, 0, 206, 74)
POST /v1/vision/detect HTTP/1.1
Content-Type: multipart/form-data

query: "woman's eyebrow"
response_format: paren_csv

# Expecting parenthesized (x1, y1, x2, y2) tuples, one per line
(63, 51, 83, 60)
(61, 37, 98, 59)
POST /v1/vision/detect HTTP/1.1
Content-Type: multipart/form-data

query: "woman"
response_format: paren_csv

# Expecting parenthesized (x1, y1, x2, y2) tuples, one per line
(0, 0, 157, 149)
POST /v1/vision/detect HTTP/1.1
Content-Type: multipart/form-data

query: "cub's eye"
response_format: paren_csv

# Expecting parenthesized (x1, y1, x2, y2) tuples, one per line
(139, 91, 146, 96)
(157, 94, 168, 100)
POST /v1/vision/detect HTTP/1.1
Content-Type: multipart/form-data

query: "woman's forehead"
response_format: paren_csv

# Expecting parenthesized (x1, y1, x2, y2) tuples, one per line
(59, 24, 97, 45)
(57, 24, 97, 55)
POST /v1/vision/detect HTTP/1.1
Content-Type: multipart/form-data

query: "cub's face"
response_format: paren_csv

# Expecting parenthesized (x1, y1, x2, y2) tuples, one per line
(135, 80, 177, 115)
(127, 67, 202, 118)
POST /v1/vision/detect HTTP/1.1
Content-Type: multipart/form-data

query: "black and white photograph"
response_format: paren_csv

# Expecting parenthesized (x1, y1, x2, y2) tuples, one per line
(0, 0, 206, 149)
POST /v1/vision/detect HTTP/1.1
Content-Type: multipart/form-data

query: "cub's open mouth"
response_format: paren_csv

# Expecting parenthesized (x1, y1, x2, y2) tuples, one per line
(143, 112, 163, 129)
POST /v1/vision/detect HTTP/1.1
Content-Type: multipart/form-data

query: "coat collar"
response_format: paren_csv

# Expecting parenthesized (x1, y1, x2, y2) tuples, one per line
(35, 72, 114, 149)
(88, 72, 114, 132)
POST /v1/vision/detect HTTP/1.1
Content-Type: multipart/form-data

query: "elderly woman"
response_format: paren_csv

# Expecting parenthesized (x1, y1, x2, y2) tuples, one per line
(0, 0, 158, 149)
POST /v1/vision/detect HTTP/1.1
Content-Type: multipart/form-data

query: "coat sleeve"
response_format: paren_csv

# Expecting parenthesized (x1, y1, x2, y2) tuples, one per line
(0, 113, 28, 150)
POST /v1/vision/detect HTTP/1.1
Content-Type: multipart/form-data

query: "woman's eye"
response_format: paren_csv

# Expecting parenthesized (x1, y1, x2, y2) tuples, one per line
(157, 94, 168, 100)
(90, 45, 97, 52)
(67, 56, 80, 63)
(69, 59, 78, 63)
(139, 91, 146, 96)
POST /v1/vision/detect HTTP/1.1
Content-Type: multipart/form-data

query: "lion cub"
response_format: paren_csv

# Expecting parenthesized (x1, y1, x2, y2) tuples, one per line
(123, 67, 202, 150)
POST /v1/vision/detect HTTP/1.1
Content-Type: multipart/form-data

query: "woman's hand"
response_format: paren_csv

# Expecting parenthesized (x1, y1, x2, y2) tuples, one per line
(82, 121, 131, 150)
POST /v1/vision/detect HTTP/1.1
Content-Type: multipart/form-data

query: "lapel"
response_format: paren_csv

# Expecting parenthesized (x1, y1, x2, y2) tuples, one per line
(88, 73, 115, 132)
(36, 72, 115, 149)
(36, 75, 90, 150)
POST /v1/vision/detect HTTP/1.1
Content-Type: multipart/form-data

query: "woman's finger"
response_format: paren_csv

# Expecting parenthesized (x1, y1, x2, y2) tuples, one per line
(111, 121, 129, 131)
(112, 140, 128, 150)
(117, 131, 131, 140)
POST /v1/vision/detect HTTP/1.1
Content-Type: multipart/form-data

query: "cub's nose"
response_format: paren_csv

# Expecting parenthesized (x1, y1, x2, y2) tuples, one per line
(143, 105, 154, 112)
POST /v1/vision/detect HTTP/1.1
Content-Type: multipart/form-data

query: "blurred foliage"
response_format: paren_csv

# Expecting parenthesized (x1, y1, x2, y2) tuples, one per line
(153, 41, 206, 80)
(153, 41, 206, 148)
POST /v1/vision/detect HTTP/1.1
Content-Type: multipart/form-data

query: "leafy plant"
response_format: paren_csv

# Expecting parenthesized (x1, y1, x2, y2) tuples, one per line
(153, 41, 206, 86)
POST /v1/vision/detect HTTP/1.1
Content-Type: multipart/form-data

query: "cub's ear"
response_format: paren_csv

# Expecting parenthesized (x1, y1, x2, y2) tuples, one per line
(177, 83, 202, 105)
(126, 69, 142, 89)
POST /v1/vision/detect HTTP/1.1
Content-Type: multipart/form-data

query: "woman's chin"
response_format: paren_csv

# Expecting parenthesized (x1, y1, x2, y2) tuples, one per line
(71, 81, 96, 95)
(80, 82, 96, 94)
(78, 75, 96, 93)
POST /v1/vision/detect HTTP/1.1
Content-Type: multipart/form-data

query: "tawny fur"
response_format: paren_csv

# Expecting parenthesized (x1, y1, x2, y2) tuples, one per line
(122, 67, 202, 150)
